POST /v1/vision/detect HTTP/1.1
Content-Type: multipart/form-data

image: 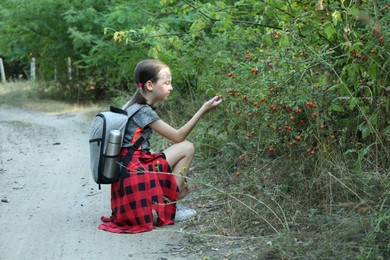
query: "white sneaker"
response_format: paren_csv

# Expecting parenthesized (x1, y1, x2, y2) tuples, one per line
(152, 204, 197, 224)
(174, 204, 197, 222)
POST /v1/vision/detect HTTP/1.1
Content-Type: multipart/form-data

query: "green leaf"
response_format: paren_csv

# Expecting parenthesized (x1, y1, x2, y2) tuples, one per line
(262, 34, 272, 46)
(329, 105, 345, 112)
(347, 63, 360, 79)
(332, 11, 341, 25)
(349, 41, 363, 52)
(348, 6, 360, 16)
(368, 62, 378, 78)
(344, 149, 356, 155)
(118, 15, 125, 24)
(349, 97, 359, 110)
(324, 25, 336, 39)
(359, 114, 378, 139)
(359, 122, 373, 139)
(279, 34, 289, 47)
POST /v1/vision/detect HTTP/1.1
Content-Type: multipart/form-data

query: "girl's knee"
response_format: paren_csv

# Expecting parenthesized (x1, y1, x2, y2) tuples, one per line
(181, 140, 194, 156)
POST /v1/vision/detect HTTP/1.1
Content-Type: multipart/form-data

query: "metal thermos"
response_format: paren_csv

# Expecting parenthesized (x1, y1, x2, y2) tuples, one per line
(103, 130, 122, 179)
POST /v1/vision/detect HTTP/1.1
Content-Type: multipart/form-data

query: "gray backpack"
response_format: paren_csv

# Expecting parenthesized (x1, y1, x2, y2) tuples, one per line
(89, 104, 145, 188)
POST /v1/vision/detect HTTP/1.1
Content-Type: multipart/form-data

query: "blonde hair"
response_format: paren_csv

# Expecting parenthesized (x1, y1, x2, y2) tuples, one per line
(122, 59, 169, 110)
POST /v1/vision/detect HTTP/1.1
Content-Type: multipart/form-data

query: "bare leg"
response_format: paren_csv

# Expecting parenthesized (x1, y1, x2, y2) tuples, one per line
(163, 141, 194, 199)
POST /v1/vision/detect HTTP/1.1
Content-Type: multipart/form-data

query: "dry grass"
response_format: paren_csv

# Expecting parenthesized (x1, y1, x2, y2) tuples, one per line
(0, 82, 107, 120)
(173, 107, 389, 259)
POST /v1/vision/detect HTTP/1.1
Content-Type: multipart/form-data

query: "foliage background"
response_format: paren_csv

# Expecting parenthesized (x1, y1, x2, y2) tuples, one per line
(1, 0, 388, 258)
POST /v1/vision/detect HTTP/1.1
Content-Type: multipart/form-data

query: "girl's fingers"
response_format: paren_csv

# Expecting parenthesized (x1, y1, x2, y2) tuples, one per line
(214, 95, 222, 104)
(208, 96, 222, 109)
(203, 96, 223, 111)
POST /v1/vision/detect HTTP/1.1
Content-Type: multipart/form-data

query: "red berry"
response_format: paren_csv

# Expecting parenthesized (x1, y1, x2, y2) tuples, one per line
(228, 73, 236, 79)
(306, 101, 317, 108)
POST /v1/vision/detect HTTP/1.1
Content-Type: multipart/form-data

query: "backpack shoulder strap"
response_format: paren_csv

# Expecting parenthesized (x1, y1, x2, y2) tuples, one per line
(109, 106, 127, 115)
(124, 103, 145, 118)
(119, 104, 149, 179)
(109, 103, 146, 123)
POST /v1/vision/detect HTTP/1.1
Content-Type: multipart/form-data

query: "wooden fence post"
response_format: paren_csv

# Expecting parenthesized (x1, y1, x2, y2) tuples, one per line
(68, 57, 72, 81)
(0, 58, 6, 83)
(54, 62, 57, 81)
(30, 57, 36, 81)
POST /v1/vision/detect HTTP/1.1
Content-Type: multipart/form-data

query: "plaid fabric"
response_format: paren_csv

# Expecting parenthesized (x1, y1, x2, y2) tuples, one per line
(98, 148, 179, 234)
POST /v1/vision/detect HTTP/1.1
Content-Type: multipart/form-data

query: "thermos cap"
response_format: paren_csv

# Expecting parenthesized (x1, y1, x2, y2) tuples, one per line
(108, 130, 122, 144)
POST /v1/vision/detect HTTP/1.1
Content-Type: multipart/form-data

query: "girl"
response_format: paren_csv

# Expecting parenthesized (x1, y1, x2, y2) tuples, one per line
(99, 59, 222, 233)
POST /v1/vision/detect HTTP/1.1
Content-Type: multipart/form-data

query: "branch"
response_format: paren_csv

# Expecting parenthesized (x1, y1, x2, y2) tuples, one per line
(183, 0, 216, 22)
(232, 20, 282, 30)
(184, 0, 282, 30)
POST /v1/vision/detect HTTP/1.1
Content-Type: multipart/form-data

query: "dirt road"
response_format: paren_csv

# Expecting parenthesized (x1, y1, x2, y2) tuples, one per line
(0, 106, 194, 260)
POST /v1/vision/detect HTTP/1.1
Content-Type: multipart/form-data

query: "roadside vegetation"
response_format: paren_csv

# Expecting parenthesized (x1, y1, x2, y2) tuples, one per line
(1, 0, 388, 258)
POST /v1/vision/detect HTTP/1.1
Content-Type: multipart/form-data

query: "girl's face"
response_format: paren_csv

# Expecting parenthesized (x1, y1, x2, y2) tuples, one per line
(151, 67, 173, 102)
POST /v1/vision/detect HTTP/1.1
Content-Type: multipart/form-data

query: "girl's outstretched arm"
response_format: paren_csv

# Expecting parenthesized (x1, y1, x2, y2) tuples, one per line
(149, 95, 222, 143)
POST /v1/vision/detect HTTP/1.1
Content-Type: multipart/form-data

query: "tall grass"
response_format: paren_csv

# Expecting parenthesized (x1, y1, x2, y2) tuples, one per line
(159, 92, 390, 259)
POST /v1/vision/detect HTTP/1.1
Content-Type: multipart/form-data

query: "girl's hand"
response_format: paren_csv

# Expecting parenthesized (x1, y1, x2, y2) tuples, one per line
(202, 95, 223, 112)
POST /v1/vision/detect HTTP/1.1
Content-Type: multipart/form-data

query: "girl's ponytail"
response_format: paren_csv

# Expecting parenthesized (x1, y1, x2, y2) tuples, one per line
(122, 87, 147, 110)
